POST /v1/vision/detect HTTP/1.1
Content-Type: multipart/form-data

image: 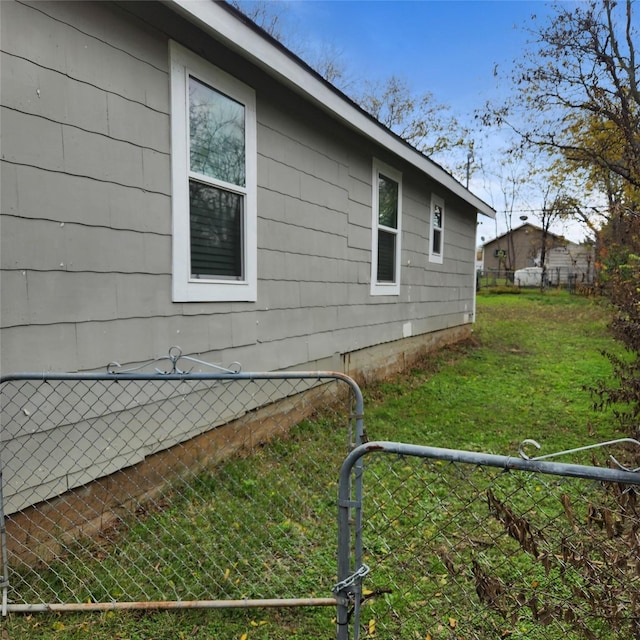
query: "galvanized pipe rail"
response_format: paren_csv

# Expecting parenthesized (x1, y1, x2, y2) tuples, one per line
(6, 597, 339, 614)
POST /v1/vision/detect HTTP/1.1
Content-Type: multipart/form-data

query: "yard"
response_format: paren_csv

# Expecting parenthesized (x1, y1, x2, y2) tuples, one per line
(3, 291, 636, 639)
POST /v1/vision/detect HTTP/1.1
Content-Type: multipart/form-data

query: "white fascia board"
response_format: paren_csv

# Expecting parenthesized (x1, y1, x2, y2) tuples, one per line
(165, 0, 496, 219)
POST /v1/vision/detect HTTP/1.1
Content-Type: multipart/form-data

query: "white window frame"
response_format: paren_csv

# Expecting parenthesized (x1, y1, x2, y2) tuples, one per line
(370, 159, 402, 296)
(429, 194, 445, 264)
(169, 41, 257, 302)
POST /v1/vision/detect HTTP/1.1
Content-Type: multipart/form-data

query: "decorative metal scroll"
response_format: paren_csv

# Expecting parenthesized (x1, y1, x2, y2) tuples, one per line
(518, 437, 640, 472)
(106, 346, 241, 375)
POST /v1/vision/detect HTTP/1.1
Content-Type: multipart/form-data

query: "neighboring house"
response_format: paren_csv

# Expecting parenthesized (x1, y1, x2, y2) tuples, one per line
(480, 224, 594, 285)
(545, 244, 595, 286)
(0, 0, 495, 379)
(481, 224, 568, 273)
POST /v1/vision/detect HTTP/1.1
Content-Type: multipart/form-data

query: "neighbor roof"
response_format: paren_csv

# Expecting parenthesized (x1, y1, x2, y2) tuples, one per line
(482, 223, 569, 247)
(165, 0, 496, 219)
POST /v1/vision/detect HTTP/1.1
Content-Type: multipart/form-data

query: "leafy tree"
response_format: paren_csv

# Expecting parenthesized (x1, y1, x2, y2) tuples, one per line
(503, 0, 640, 440)
(355, 75, 473, 173)
(486, 0, 639, 190)
(542, 110, 639, 247)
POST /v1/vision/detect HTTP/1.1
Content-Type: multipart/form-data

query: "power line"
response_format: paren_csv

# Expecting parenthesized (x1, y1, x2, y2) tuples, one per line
(493, 206, 607, 215)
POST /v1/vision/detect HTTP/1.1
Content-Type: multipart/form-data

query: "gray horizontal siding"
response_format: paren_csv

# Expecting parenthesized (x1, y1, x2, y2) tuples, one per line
(2, 1, 169, 109)
(1, 107, 170, 193)
(1, 0, 477, 378)
(1, 164, 170, 233)
(1, 216, 170, 275)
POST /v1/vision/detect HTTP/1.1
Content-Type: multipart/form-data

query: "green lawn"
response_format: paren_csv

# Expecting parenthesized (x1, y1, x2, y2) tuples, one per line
(367, 290, 626, 455)
(3, 291, 632, 640)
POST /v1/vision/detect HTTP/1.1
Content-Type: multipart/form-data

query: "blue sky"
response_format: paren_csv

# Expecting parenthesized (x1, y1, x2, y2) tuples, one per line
(289, 0, 554, 112)
(276, 0, 589, 243)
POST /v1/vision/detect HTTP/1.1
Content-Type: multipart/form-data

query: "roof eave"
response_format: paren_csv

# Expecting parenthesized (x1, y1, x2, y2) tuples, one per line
(164, 0, 496, 219)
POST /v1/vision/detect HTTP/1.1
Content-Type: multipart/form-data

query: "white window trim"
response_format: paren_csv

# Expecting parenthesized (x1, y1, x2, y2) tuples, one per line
(370, 159, 402, 296)
(169, 41, 257, 302)
(429, 194, 444, 265)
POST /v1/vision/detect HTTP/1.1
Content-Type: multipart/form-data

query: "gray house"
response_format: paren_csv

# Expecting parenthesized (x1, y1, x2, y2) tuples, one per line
(0, 0, 494, 380)
(1, 0, 500, 544)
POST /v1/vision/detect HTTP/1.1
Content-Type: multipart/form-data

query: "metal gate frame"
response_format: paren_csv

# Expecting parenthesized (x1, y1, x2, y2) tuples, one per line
(0, 368, 365, 618)
(334, 440, 640, 640)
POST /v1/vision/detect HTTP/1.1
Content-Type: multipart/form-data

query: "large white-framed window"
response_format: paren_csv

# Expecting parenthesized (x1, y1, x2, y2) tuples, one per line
(170, 41, 257, 302)
(370, 160, 402, 296)
(429, 194, 444, 264)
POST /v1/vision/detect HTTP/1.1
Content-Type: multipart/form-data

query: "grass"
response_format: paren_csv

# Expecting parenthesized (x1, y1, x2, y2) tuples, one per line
(367, 290, 624, 456)
(3, 290, 633, 640)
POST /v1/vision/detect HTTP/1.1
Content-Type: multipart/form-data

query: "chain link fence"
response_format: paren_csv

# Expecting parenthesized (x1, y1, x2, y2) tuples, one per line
(3, 365, 640, 639)
(336, 441, 640, 640)
(477, 269, 597, 294)
(0, 368, 363, 616)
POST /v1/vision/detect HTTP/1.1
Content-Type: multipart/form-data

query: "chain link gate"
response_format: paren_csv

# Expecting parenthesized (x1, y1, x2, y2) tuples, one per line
(0, 356, 364, 625)
(336, 440, 640, 640)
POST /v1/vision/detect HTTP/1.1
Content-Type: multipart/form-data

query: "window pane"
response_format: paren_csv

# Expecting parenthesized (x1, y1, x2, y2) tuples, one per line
(378, 174, 398, 228)
(377, 229, 396, 282)
(433, 205, 443, 229)
(432, 228, 442, 255)
(189, 76, 245, 186)
(190, 181, 243, 279)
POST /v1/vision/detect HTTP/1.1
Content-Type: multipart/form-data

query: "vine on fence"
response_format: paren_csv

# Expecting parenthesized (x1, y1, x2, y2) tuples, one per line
(483, 480, 639, 639)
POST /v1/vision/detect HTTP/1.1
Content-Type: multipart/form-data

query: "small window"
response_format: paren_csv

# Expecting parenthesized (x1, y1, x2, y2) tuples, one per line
(429, 195, 444, 264)
(170, 42, 257, 302)
(371, 160, 402, 295)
